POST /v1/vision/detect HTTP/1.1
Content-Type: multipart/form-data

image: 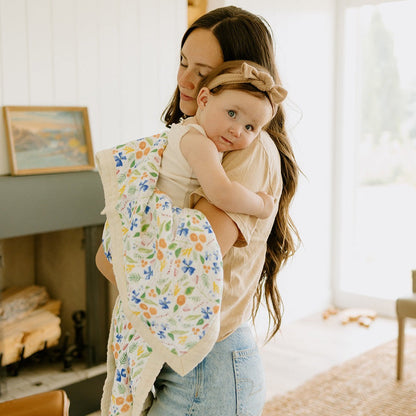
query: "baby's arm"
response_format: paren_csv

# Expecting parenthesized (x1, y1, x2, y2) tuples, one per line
(180, 129, 274, 219)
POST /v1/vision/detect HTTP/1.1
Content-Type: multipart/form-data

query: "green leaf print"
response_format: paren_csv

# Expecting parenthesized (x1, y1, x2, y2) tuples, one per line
(141, 224, 150, 232)
(117, 383, 126, 394)
(185, 287, 195, 295)
(173, 304, 179, 313)
(148, 162, 158, 172)
(161, 282, 171, 294)
(170, 329, 188, 335)
(156, 287, 161, 295)
(196, 319, 204, 326)
(185, 314, 201, 321)
(128, 274, 141, 282)
(168, 333, 175, 341)
(119, 352, 128, 365)
(150, 171, 157, 177)
(174, 248, 182, 258)
(168, 243, 177, 250)
(129, 343, 137, 353)
(165, 221, 171, 231)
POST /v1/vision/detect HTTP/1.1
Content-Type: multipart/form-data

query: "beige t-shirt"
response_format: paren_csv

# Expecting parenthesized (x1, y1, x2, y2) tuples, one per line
(191, 130, 283, 341)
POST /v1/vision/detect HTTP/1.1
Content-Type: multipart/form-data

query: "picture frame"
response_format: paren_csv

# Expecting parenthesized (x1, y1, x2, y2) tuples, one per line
(3, 106, 94, 175)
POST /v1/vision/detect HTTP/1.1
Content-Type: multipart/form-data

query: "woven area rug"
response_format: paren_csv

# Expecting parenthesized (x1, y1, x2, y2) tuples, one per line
(262, 336, 416, 416)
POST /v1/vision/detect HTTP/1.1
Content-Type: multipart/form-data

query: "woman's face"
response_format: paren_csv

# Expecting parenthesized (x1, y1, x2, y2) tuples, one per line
(177, 28, 223, 116)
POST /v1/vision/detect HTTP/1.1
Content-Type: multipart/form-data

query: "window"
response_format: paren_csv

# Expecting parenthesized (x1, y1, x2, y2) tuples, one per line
(334, 0, 416, 312)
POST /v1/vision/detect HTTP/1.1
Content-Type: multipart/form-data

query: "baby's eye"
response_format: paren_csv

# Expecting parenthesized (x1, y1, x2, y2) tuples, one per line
(228, 110, 236, 118)
(245, 124, 254, 131)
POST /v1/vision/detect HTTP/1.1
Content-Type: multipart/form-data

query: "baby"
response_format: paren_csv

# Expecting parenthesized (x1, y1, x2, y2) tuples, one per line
(157, 60, 287, 219)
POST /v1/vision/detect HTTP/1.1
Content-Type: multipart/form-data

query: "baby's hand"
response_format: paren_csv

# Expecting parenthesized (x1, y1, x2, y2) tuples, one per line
(256, 191, 275, 219)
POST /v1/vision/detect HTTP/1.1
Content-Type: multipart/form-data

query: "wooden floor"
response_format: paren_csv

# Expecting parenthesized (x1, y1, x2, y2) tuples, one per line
(255, 311, 405, 401)
(86, 311, 409, 415)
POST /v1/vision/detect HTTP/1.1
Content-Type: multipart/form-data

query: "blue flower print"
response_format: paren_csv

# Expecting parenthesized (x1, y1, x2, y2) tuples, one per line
(144, 205, 151, 214)
(139, 180, 149, 191)
(172, 207, 181, 214)
(105, 249, 112, 262)
(116, 368, 126, 382)
(177, 222, 189, 237)
(143, 266, 153, 280)
(203, 223, 213, 234)
(157, 330, 166, 339)
(115, 333, 123, 343)
(130, 218, 138, 231)
(159, 297, 171, 310)
(182, 259, 195, 275)
(162, 200, 170, 210)
(198, 329, 206, 340)
(131, 290, 142, 304)
(212, 262, 221, 274)
(127, 202, 134, 219)
(201, 307, 212, 320)
(114, 152, 127, 167)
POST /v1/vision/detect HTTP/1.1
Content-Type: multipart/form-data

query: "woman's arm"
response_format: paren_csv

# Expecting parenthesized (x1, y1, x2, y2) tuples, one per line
(95, 201, 237, 282)
(193, 197, 239, 256)
(181, 131, 274, 219)
(95, 244, 116, 286)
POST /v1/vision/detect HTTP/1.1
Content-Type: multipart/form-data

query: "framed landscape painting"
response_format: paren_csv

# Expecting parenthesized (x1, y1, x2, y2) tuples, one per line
(3, 106, 94, 175)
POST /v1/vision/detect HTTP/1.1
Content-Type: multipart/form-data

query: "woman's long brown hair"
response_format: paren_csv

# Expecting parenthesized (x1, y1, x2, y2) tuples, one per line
(163, 6, 300, 341)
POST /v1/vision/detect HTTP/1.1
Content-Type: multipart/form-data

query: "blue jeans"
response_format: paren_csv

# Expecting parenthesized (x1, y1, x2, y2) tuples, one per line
(146, 323, 266, 416)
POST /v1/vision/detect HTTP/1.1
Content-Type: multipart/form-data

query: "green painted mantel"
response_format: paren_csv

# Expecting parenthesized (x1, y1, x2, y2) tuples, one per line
(0, 170, 105, 239)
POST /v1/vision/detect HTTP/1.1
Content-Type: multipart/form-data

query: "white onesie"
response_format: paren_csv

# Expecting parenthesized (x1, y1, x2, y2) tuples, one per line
(157, 121, 223, 208)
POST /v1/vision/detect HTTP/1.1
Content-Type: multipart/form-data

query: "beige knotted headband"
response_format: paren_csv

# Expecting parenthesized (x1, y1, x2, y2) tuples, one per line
(206, 62, 288, 115)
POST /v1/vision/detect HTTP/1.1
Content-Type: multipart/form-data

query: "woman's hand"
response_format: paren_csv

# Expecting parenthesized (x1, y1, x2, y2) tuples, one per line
(193, 197, 239, 256)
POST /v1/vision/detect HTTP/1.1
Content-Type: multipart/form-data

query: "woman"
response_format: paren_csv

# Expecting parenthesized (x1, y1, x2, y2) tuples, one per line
(96, 6, 299, 416)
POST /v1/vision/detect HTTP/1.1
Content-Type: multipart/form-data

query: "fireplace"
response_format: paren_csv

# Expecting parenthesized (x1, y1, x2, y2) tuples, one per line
(0, 170, 110, 414)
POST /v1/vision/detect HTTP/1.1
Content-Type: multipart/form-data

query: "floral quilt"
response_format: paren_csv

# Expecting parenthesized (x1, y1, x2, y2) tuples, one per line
(95, 133, 223, 416)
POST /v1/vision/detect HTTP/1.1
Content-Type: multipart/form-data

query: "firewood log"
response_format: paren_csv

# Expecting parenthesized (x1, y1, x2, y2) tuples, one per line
(0, 286, 49, 323)
(0, 310, 61, 366)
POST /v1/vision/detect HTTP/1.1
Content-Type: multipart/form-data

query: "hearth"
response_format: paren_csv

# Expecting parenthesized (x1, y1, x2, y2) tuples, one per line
(0, 171, 109, 409)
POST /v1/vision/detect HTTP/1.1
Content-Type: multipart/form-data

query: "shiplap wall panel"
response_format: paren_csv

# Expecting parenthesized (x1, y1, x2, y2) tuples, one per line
(0, 0, 187, 174)
(0, 0, 29, 104)
(52, 0, 78, 104)
(0, 2, 7, 172)
(119, 0, 141, 141)
(76, 0, 100, 147)
(27, 0, 54, 104)
(137, 1, 163, 136)
(98, 0, 121, 150)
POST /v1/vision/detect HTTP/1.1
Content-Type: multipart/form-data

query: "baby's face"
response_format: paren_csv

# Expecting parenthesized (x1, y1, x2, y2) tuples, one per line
(196, 88, 273, 152)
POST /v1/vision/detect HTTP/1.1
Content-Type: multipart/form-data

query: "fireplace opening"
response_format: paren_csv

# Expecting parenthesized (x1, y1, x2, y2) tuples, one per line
(0, 225, 111, 401)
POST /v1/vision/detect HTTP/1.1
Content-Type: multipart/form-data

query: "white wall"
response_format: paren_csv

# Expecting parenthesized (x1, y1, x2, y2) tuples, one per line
(1, 0, 336, 323)
(0, 0, 187, 175)
(209, 0, 336, 322)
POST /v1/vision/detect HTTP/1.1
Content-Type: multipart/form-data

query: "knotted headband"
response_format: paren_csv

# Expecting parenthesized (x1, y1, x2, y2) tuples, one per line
(206, 62, 288, 114)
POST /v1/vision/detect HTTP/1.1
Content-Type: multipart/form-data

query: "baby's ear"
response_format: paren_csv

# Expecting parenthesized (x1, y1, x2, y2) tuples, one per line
(196, 87, 210, 108)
